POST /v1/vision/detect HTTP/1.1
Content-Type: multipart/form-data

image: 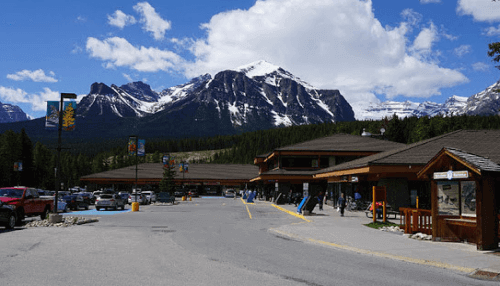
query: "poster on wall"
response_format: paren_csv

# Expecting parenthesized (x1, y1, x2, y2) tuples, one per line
(437, 181, 459, 215)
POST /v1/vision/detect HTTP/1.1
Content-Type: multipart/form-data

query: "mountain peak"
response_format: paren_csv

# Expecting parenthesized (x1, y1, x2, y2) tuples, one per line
(236, 60, 282, 77)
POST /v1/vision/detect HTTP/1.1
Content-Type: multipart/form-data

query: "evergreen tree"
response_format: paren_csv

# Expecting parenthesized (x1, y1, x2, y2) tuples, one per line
(159, 161, 176, 194)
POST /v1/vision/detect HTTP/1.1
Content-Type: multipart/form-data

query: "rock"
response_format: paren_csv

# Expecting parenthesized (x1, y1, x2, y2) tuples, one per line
(24, 216, 99, 228)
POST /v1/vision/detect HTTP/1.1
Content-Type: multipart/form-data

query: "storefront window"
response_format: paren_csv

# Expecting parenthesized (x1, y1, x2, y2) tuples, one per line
(461, 181, 476, 217)
(437, 181, 459, 216)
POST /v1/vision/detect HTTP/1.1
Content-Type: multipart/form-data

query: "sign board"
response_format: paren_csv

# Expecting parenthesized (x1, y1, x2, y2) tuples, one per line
(433, 170, 469, 180)
(351, 176, 359, 182)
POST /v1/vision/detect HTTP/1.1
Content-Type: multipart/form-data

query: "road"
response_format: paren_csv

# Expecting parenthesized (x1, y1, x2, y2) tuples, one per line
(0, 197, 496, 285)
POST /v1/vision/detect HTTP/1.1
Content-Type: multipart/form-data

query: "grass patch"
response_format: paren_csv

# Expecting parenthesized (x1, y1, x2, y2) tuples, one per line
(364, 221, 401, 229)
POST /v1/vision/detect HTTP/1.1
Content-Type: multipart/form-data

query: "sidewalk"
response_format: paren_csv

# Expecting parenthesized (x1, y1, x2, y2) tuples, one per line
(258, 200, 500, 280)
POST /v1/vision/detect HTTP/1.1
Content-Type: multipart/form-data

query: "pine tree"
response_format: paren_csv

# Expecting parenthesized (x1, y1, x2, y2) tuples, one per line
(159, 162, 176, 194)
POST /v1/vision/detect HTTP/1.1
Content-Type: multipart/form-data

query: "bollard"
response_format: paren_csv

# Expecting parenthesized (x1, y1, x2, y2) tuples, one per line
(132, 202, 139, 212)
(189, 196, 192, 201)
(182, 196, 186, 201)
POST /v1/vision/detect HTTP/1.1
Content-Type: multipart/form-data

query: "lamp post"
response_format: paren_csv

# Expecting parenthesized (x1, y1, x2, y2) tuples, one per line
(53, 92, 77, 222)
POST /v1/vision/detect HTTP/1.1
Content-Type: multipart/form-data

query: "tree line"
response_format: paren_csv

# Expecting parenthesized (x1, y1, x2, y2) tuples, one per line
(1, 114, 500, 189)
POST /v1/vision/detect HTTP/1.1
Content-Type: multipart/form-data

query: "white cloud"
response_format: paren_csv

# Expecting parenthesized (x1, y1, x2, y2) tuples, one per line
(108, 10, 136, 29)
(457, 0, 500, 22)
(133, 2, 171, 40)
(86, 36, 183, 72)
(472, 62, 489, 71)
(185, 0, 468, 110)
(7, 69, 58, 82)
(420, 0, 441, 3)
(483, 25, 500, 36)
(454, 45, 472, 57)
(0, 86, 59, 111)
(123, 73, 134, 82)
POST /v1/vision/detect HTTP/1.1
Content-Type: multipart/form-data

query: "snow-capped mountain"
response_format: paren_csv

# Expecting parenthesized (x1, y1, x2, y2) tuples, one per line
(76, 60, 355, 132)
(0, 101, 31, 123)
(463, 79, 500, 116)
(359, 95, 469, 120)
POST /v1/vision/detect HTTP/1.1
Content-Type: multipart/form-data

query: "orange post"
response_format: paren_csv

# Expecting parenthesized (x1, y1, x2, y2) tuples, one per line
(383, 201, 387, 223)
(373, 188, 376, 223)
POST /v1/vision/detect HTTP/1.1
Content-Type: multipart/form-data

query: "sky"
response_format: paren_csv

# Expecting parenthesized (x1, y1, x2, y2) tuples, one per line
(1, 0, 500, 119)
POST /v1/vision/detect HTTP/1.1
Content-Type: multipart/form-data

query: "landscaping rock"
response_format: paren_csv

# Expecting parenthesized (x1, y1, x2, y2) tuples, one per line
(24, 216, 98, 228)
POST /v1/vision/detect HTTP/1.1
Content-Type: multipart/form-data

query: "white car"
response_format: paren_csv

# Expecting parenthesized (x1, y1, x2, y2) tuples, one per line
(128, 193, 147, 205)
(141, 191, 156, 203)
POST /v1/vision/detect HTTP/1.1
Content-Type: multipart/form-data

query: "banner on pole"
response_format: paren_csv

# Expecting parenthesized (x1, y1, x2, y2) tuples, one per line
(62, 101, 77, 131)
(137, 139, 145, 156)
(128, 137, 137, 156)
(45, 101, 59, 129)
(13, 162, 23, 172)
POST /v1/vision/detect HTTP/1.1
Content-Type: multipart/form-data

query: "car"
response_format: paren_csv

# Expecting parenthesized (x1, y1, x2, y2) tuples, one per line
(54, 198, 68, 213)
(74, 192, 94, 205)
(128, 192, 147, 205)
(0, 200, 17, 229)
(60, 192, 89, 211)
(141, 191, 157, 203)
(119, 193, 129, 204)
(174, 190, 186, 197)
(187, 190, 199, 197)
(0, 186, 54, 224)
(224, 189, 235, 198)
(95, 194, 126, 211)
(157, 192, 175, 203)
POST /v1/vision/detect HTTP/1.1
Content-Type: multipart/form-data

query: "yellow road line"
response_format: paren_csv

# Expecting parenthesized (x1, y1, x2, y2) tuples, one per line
(245, 205, 252, 219)
(271, 229, 475, 273)
(271, 204, 311, 222)
(240, 197, 255, 205)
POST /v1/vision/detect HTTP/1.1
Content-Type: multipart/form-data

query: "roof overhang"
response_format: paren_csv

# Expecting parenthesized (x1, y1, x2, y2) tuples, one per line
(314, 165, 422, 179)
(417, 148, 482, 179)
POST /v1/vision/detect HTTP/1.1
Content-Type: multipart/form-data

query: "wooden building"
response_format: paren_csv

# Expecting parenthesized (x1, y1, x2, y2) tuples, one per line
(80, 163, 259, 194)
(251, 133, 405, 202)
(315, 130, 500, 250)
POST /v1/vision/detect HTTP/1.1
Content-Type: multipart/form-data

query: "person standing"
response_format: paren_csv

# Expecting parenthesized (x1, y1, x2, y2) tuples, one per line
(338, 193, 346, 217)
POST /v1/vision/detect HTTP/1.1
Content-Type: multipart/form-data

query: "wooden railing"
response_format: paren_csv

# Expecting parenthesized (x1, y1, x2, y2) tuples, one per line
(399, 207, 432, 235)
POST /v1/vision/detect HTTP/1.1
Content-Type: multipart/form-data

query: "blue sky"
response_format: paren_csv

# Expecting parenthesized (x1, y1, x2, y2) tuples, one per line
(1, 0, 500, 119)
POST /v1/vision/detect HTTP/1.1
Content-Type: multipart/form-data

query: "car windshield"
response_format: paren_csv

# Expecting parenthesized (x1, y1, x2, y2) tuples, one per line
(0, 189, 24, 198)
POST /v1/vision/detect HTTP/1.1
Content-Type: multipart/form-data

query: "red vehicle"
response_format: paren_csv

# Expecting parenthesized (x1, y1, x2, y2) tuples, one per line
(0, 187, 54, 224)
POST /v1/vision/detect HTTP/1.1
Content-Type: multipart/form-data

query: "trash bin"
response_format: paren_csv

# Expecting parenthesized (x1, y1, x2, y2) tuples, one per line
(132, 202, 139, 212)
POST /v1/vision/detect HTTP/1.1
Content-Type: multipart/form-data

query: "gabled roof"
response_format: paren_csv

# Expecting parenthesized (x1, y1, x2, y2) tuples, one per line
(80, 163, 259, 182)
(274, 133, 405, 152)
(315, 130, 500, 176)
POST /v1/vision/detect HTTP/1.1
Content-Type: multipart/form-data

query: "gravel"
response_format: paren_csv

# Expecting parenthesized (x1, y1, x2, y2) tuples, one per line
(24, 216, 99, 228)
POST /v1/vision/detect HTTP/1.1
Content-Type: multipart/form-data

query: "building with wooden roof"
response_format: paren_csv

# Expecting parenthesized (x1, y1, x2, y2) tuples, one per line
(80, 163, 259, 193)
(315, 130, 500, 250)
(251, 133, 405, 202)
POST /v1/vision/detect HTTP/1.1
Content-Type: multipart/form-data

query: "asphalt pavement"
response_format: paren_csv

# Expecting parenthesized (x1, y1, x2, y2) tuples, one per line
(254, 199, 500, 281)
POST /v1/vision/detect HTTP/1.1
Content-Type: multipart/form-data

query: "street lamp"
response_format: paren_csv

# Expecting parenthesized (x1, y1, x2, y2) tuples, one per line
(53, 93, 77, 222)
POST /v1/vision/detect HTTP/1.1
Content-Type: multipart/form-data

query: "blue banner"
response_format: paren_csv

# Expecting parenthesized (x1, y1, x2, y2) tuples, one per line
(45, 101, 59, 129)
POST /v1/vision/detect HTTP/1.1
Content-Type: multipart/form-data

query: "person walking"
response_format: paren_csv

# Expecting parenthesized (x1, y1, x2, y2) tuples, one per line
(317, 191, 324, 211)
(338, 193, 346, 217)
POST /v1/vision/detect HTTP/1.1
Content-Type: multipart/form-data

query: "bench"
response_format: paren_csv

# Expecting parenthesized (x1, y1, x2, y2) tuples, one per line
(364, 203, 398, 219)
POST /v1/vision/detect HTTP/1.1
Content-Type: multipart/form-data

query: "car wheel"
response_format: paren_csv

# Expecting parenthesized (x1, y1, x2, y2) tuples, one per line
(63, 206, 68, 213)
(40, 207, 50, 220)
(121, 204, 125, 210)
(84, 204, 89, 210)
(6, 213, 16, 229)
(16, 209, 24, 225)
(96, 207, 100, 211)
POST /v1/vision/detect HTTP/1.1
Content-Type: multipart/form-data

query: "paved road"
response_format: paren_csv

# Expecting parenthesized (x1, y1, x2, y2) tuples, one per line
(0, 198, 496, 285)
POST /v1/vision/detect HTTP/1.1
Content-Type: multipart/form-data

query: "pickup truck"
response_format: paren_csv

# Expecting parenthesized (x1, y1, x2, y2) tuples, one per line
(0, 187, 54, 224)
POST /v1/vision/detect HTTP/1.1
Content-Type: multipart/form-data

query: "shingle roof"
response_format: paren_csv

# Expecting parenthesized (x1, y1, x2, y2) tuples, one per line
(80, 163, 259, 181)
(446, 147, 500, 172)
(275, 133, 405, 152)
(315, 130, 500, 174)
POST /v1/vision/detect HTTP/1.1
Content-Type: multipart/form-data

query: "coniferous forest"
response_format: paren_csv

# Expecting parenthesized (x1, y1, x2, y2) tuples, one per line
(1, 114, 500, 190)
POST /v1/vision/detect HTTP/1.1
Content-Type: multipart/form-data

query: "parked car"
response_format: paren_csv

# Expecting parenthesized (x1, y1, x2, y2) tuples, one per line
(95, 194, 126, 211)
(141, 191, 157, 203)
(157, 192, 175, 203)
(118, 193, 130, 204)
(0, 200, 17, 229)
(128, 193, 147, 205)
(187, 190, 199, 197)
(0, 187, 54, 224)
(54, 198, 68, 213)
(174, 190, 186, 197)
(74, 192, 94, 205)
(224, 189, 235, 198)
(60, 192, 89, 211)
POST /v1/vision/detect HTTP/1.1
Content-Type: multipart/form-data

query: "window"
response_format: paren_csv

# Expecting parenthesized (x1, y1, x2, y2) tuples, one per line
(437, 181, 476, 217)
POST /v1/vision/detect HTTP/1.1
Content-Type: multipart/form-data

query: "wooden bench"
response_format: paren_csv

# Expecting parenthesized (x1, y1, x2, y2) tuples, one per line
(365, 203, 398, 219)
